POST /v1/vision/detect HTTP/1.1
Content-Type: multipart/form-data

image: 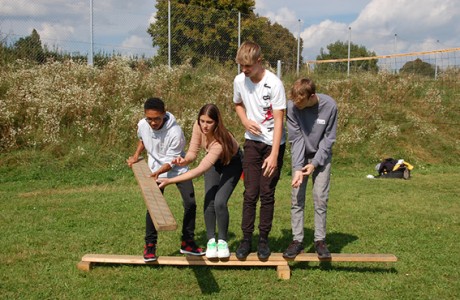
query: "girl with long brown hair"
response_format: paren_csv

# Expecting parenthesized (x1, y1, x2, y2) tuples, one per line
(158, 104, 242, 258)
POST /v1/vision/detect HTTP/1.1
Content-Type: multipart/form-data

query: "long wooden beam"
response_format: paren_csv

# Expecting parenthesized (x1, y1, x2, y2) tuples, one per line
(307, 47, 460, 64)
(77, 252, 397, 280)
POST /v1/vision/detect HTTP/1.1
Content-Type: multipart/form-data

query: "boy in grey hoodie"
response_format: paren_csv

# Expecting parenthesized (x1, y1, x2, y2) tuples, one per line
(127, 97, 204, 261)
(282, 78, 338, 259)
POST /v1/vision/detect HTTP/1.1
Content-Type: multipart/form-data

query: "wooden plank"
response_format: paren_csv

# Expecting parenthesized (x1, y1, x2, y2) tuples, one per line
(307, 47, 460, 64)
(78, 252, 397, 280)
(131, 159, 177, 231)
(77, 261, 92, 271)
(277, 265, 291, 280)
(80, 253, 286, 267)
(288, 253, 398, 262)
(80, 252, 397, 266)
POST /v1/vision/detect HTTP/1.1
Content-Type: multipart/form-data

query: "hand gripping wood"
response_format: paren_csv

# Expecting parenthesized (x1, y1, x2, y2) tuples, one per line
(131, 159, 177, 231)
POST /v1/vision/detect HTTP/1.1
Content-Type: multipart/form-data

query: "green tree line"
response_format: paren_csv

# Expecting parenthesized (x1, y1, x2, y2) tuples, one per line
(0, 29, 151, 68)
(148, 0, 302, 70)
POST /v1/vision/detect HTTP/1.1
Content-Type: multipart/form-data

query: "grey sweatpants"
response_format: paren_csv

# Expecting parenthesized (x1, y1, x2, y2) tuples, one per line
(290, 159, 331, 243)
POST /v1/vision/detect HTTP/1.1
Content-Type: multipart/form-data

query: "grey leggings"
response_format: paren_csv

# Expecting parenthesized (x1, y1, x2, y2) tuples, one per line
(203, 150, 243, 241)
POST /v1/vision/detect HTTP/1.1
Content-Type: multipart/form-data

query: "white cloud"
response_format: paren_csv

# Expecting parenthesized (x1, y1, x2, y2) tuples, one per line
(0, 0, 87, 18)
(38, 23, 75, 44)
(148, 13, 157, 25)
(255, 0, 373, 59)
(121, 35, 150, 50)
(117, 35, 156, 57)
(351, 0, 458, 34)
(300, 20, 349, 60)
(264, 7, 299, 31)
(255, 0, 370, 18)
(296, 0, 460, 60)
(256, 0, 269, 10)
(1, 0, 459, 61)
(0, 0, 49, 17)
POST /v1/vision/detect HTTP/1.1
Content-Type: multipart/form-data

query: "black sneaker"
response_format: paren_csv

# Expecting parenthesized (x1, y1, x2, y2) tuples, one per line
(143, 243, 157, 262)
(180, 240, 205, 256)
(257, 237, 271, 259)
(315, 240, 331, 259)
(282, 240, 304, 259)
(236, 238, 252, 259)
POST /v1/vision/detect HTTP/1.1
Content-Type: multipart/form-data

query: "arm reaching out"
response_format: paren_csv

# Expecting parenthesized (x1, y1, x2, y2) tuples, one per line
(127, 140, 145, 167)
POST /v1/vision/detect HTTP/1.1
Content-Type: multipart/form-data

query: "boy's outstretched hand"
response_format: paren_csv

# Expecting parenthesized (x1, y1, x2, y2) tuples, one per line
(126, 155, 140, 168)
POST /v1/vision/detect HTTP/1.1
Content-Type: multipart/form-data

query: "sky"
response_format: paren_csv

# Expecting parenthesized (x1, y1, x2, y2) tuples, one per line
(1, 0, 459, 62)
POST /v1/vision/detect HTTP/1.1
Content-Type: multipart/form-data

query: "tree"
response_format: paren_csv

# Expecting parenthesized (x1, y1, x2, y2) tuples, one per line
(241, 16, 301, 69)
(315, 40, 378, 73)
(14, 29, 45, 63)
(399, 58, 435, 77)
(148, 0, 302, 67)
(0, 33, 15, 66)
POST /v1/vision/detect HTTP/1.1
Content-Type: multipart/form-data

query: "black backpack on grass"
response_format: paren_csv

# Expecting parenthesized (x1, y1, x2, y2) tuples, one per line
(377, 158, 410, 179)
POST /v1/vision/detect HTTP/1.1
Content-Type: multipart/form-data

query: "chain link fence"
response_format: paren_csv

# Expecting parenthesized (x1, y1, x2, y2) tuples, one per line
(1, 1, 459, 77)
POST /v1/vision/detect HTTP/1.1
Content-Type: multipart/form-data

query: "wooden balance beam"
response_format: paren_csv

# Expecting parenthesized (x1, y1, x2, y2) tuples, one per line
(77, 253, 397, 280)
(131, 158, 177, 231)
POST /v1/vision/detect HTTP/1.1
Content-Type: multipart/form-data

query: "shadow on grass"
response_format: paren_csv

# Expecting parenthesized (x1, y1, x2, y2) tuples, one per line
(183, 229, 361, 293)
(224, 228, 397, 276)
(142, 229, 390, 294)
(227, 228, 359, 254)
(167, 230, 236, 295)
(191, 267, 220, 295)
(190, 230, 242, 294)
(83, 228, 395, 294)
(291, 262, 398, 275)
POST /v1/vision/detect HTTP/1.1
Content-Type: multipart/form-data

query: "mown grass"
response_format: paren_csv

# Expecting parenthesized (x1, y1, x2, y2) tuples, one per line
(0, 150, 458, 299)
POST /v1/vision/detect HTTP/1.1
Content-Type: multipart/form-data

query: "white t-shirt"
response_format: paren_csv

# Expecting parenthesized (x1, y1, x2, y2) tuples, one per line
(233, 69, 286, 145)
(137, 112, 188, 178)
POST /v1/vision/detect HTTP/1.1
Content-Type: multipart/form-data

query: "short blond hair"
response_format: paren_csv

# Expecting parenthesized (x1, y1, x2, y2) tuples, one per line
(235, 41, 262, 65)
(290, 78, 316, 106)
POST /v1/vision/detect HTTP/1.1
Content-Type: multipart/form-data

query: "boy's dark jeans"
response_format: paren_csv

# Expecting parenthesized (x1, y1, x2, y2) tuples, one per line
(145, 180, 196, 244)
(241, 139, 285, 239)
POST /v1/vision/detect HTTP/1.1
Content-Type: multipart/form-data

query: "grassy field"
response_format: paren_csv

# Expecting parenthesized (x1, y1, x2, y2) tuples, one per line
(1, 151, 458, 299)
(1, 59, 459, 298)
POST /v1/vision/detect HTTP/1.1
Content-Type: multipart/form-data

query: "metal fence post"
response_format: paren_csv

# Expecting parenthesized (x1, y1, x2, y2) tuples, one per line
(347, 27, 351, 77)
(238, 11, 241, 74)
(168, 0, 171, 69)
(277, 60, 281, 78)
(88, 0, 94, 66)
(296, 19, 301, 76)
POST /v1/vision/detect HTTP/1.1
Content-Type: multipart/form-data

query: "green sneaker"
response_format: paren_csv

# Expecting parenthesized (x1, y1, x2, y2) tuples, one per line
(206, 238, 217, 258)
(217, 239, 230, 258)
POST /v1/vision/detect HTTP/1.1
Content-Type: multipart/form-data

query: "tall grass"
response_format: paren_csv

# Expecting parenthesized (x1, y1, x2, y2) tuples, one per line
(1, 58, 459, 168)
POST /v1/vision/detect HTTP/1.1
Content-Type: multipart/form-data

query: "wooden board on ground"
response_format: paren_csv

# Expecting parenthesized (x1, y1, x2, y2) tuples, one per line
(77, 252, 397, 280)
(131, 158, 177, 231)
